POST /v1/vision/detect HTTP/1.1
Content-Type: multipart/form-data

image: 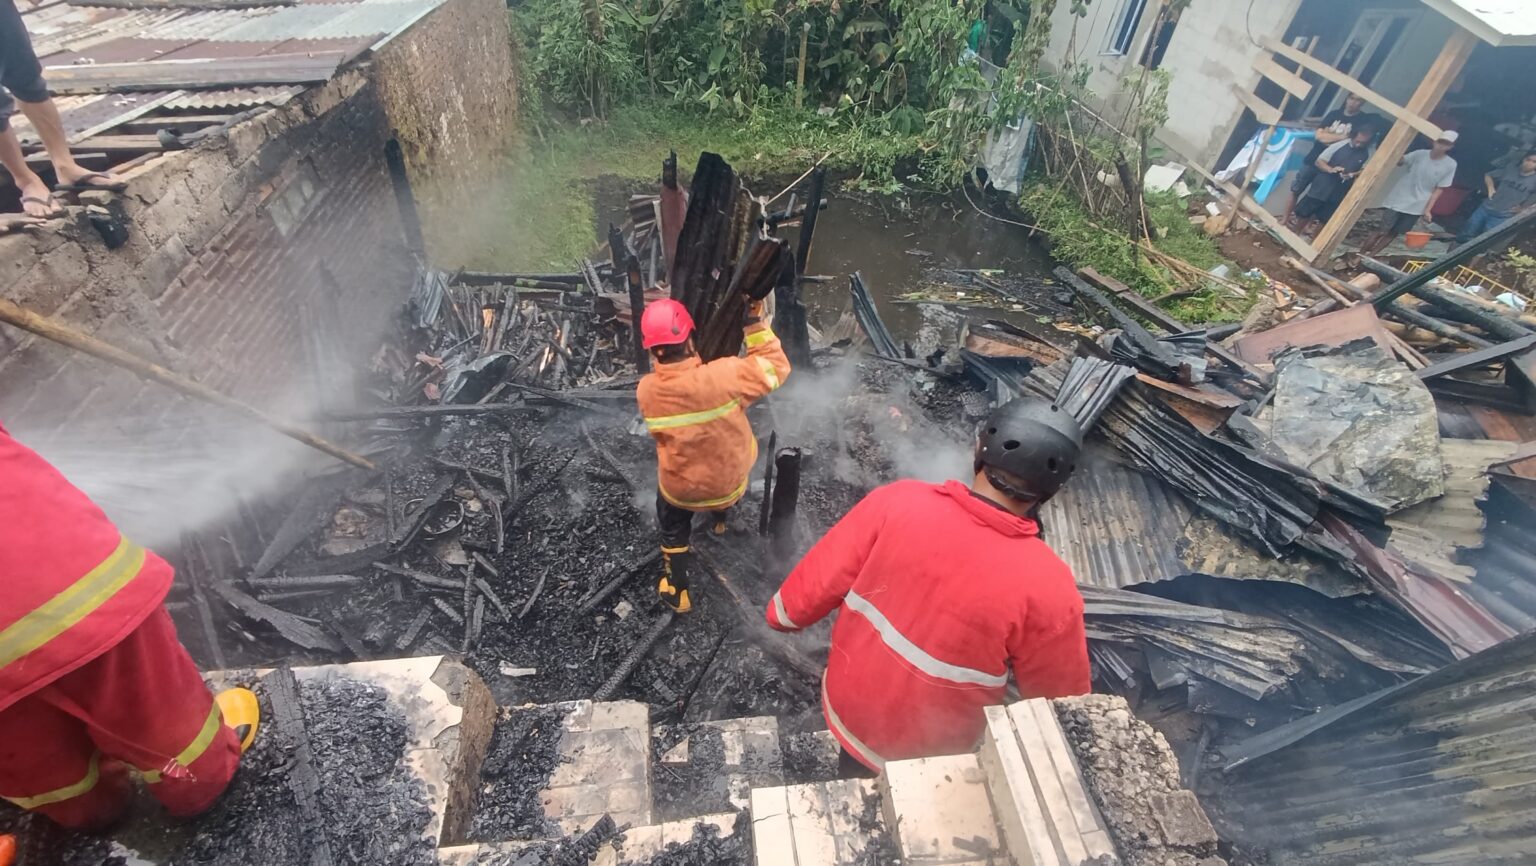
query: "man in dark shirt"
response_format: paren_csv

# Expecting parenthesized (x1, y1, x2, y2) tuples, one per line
(1292, 124, 1376, 236)
(2, 0, 125, 219)
(1285, 93, 1380, 224)
(1458, 151, 1536, 243)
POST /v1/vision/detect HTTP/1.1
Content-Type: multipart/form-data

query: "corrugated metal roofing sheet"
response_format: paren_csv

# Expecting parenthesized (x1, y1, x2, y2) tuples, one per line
(23, 0, 444, 94)
(1214, 630, 1536, 865)
(162, 84, 303, 108)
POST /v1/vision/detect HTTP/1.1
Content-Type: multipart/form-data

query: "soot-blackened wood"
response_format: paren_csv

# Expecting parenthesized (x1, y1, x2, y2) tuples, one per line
(266, 667, 339, 866)
(773, 251, 813, 369)
(759, 431, 778, 536)
(614, 222, 650, 371)
(767, 448, 803, 561)
(661, 150, 687, 279)
(794, 167, 827, 278)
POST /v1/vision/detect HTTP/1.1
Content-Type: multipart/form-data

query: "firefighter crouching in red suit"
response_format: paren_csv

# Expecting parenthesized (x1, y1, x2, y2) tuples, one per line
(0, 422, 260, 831)
(766, 398, 1091, 774)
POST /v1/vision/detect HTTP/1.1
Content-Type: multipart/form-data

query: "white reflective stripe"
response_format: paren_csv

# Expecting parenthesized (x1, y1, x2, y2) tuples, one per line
(843, 590, 1008, 688)
(771, 591, 799, 629)
(823, 677, 884, 770)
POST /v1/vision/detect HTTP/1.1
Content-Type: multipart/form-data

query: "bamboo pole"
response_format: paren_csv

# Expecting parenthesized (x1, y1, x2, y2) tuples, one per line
(795, 22, 809, 110)
(0, 299, 377, 470)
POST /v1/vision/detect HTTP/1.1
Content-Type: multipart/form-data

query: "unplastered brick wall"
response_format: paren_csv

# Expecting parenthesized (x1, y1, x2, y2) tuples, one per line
(371, 0, 518, 254)
(0, 67, 414, 435)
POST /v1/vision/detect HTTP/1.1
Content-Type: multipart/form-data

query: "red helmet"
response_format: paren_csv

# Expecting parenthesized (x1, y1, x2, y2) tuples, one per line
(641, 299, 695, 349)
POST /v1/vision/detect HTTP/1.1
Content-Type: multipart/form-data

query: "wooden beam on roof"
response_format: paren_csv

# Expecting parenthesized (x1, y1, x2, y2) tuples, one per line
(1252, 54, 1313, 101)
(1310, 29, 1478, 262)
(44, 51, 351, 95)
(1233, 84, 1282, 126)
(1260, 36, 1446, 140)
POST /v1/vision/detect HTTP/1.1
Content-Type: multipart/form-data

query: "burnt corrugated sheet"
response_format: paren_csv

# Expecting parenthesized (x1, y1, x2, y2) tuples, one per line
(1044, 449, 1362, 596)
(1213, 630, 1536, 865)
(1466, 478, 1536, 633)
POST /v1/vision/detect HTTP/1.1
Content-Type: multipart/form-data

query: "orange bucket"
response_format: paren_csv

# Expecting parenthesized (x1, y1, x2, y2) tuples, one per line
(1404, 231, 1432, 249)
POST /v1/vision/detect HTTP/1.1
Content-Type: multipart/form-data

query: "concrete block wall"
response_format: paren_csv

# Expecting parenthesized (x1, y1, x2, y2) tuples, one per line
(371, 0, 519, 262)
(1042, 0, 1304, 168)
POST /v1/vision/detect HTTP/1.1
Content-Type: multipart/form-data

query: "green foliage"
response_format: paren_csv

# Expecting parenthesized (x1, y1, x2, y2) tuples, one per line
(1019, 182, 1250, 324)
(512, 0, 641, 119)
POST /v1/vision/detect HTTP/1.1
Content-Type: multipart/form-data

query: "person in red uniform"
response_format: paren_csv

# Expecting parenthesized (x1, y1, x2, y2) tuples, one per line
(637, 297, 790, 613)
(766, 398, 1090, 773)
(0, 422, 259, 831)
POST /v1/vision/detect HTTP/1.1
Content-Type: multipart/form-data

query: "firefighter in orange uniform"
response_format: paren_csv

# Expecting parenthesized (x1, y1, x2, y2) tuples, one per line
(0, 422, 260, 830)
(636, 297, 791, 613)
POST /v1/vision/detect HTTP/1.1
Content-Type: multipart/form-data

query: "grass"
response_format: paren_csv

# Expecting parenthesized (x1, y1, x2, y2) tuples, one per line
(1018, 181, 1254, 324)
(421, 100, 925, 272)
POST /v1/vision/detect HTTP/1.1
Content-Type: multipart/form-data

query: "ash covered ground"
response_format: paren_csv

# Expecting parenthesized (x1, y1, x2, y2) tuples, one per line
(2, 672, 434, 866)
(191, 351, 983, 733)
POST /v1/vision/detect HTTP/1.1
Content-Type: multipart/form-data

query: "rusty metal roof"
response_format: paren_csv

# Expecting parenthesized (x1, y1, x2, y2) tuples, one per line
(1214, 629, 1536, 864)
(22, 0, 445, 97)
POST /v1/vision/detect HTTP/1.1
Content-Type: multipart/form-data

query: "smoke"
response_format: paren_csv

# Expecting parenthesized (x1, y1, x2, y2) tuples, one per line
(10, 393, 346, 552)
(770, 356, 973, 490)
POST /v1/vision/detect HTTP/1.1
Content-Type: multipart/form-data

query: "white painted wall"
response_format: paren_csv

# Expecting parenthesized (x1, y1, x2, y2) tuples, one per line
(1041, 0, 1306, 166)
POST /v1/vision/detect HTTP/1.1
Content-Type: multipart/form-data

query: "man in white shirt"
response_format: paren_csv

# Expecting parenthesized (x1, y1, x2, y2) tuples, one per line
(1361, 130, 1460, 254)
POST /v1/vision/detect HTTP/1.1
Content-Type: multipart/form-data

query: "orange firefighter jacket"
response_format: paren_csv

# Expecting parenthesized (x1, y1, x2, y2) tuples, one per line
(637, 322, 791, 511)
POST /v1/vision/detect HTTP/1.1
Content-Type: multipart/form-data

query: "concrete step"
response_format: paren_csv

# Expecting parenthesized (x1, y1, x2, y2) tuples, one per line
(750, 779, 888, 866)
(653, 715, 786, 819)
(978, 700, 1119, 866)
(880, 753, 1006, 864)
(439, 813, 741, 865)
(541, 699, 655, 835)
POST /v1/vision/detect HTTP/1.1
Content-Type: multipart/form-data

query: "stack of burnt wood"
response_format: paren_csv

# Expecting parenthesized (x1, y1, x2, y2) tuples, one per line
(598, 150, 820, 370)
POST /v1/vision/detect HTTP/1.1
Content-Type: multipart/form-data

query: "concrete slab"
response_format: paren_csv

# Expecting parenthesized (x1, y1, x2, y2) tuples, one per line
(880, 753, 1004, 864)
(611, 812, 740, 863)
(655, 715, 785, 816)
(750, 779, 883, 866)
(979, 700, 1119, 866)
(541, 700, 653, 834)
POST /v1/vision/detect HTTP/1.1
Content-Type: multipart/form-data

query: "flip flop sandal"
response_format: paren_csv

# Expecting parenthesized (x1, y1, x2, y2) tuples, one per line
(19, 195, 66, 219)
(55, 171, 128, 193)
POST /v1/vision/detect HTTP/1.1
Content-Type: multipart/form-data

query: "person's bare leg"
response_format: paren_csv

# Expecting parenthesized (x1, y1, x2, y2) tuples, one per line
(0, 124, 56, 217)
(17, 97, 119, 188)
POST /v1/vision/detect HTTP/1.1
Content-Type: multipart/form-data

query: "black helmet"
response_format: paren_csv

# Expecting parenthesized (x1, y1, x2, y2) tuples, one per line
(975, 398, 1083, 502)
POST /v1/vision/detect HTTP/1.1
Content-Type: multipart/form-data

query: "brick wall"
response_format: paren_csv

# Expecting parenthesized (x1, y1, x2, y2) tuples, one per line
(0, 67, 413, 436)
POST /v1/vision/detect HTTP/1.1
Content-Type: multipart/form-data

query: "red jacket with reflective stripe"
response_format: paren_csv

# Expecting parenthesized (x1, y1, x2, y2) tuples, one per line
(767, 479, 1089, 768)
(0, 423, 173, 713)
(637, 323, 790, 511)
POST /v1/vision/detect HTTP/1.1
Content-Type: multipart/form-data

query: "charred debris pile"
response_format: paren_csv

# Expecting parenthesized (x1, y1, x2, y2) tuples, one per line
(154, 153, 1535, 830)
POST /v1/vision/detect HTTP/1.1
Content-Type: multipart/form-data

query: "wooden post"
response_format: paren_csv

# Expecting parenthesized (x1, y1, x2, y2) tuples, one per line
(1311, 28, 1478, 262)
(612, 223, 650, 371)
(0, 299, 376, 470)
(795, 22, 810, 110)
(1211, 38, 1316, 236)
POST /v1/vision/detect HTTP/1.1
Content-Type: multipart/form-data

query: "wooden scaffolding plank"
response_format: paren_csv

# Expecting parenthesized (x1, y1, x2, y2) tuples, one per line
(1252, 53, 1314, 100)
(1260, 36, 1445, 140)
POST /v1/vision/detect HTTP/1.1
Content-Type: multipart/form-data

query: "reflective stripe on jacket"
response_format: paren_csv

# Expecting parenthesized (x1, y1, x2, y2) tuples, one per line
(766, 480, 1090, 769)
(0, 423, 173, 713)
(637, 322, 791, 511)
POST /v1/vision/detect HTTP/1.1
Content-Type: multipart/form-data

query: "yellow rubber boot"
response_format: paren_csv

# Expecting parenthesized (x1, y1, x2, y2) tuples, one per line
(658, 548, 694, 614)
(216, 687, 261, 754)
